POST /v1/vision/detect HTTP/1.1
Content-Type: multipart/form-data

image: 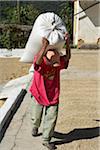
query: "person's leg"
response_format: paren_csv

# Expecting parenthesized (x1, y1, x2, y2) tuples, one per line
(42, 104, 59, 144)
(31, 96, 43, 135)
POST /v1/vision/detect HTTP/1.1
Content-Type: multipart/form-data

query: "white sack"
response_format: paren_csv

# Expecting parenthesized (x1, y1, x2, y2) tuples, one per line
(20, 12, 67, 63)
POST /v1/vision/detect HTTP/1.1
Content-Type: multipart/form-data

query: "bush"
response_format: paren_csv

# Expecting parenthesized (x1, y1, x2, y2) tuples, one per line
(0, 1, 73, 49)
(0, 4, 40, 49)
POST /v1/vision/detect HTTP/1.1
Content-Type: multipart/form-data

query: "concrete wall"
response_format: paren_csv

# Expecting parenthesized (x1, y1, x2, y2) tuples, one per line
(74, 0, 100, 48)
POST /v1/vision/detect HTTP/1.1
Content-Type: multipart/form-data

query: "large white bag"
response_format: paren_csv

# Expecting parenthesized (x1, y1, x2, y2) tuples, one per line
(20, 12, 67, 63)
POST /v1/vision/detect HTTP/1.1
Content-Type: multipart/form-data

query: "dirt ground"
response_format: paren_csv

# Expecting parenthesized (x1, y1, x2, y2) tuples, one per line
(55, 50, 100, 150)
(0, 58, 31, 84)
(0, 50, 99, 84)
(0, 49, 100, 150)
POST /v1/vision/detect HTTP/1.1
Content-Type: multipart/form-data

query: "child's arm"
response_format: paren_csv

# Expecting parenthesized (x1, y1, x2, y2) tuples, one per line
(65, 33, 71, 60)
(64, 33, 71, 69)
(36, 37, 49, 65)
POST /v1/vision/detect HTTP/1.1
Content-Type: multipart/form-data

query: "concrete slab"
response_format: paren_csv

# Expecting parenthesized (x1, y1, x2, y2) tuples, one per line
(0, 74, 32, 141)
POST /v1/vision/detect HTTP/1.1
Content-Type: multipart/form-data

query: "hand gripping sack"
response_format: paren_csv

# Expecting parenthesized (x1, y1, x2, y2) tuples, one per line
(20, 12, 67, 63)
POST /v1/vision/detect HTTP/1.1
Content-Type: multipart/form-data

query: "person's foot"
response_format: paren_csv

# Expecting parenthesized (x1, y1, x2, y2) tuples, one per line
(42, 142, 57, 150)
(32, 127, 38, 136)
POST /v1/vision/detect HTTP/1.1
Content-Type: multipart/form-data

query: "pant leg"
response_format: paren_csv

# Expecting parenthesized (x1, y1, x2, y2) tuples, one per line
(42, 104, 59, 143)
(31, 97, 44, 128)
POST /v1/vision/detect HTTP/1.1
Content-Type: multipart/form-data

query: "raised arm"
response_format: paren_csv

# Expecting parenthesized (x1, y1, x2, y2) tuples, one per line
(36, 37, 49, 65)
(62, 33, 71, 69)
(65, 32, 71, 60)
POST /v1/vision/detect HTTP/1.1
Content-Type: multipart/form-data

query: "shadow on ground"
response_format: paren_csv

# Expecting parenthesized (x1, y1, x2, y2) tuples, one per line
(53, 127, 100, 145)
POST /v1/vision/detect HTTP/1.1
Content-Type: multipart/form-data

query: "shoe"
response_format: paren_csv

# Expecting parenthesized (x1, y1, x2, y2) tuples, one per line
(42, 142, 57, 150)
(32, 127, 38, 136)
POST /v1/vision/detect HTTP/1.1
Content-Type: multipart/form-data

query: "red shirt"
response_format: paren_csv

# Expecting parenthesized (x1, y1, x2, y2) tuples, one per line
(30, 55, 68, 106)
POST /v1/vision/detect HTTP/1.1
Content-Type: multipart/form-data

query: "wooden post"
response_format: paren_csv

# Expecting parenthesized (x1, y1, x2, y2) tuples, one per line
(17, 0, 20, 24)
(73, 0, 79, 47)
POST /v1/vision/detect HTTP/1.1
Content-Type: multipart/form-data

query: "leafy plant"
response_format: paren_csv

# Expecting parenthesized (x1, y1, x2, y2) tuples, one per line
(59, 1, 73, 40)
(0, 4, 40, 49)
(0, 1, 73, 49)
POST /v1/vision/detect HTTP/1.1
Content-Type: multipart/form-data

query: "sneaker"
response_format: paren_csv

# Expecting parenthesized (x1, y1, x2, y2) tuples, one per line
(32, 127, 38, 136)
(42, 142, 57, 150)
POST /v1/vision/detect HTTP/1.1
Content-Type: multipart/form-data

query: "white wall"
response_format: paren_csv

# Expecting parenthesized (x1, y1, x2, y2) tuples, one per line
(78, 2, 100, 45)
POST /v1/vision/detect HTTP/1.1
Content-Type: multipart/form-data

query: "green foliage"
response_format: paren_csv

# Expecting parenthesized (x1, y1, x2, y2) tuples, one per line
(0, 4, 40, 49)
(19, 5, 40, 25)
(0, 1, 73, 49)
(0, 26, 11, 50)
(59, 2, 73, 39)
(1, 4, 40, 25)
(0, 25, 30, 49)
(10, 5, 40, 25)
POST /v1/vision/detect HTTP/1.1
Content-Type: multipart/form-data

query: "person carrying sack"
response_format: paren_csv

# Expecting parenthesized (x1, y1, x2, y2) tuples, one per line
(29, 33, 71, 150)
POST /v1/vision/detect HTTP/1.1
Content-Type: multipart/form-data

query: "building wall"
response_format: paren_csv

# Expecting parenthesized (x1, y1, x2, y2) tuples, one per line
(73, 0, 100, 48)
